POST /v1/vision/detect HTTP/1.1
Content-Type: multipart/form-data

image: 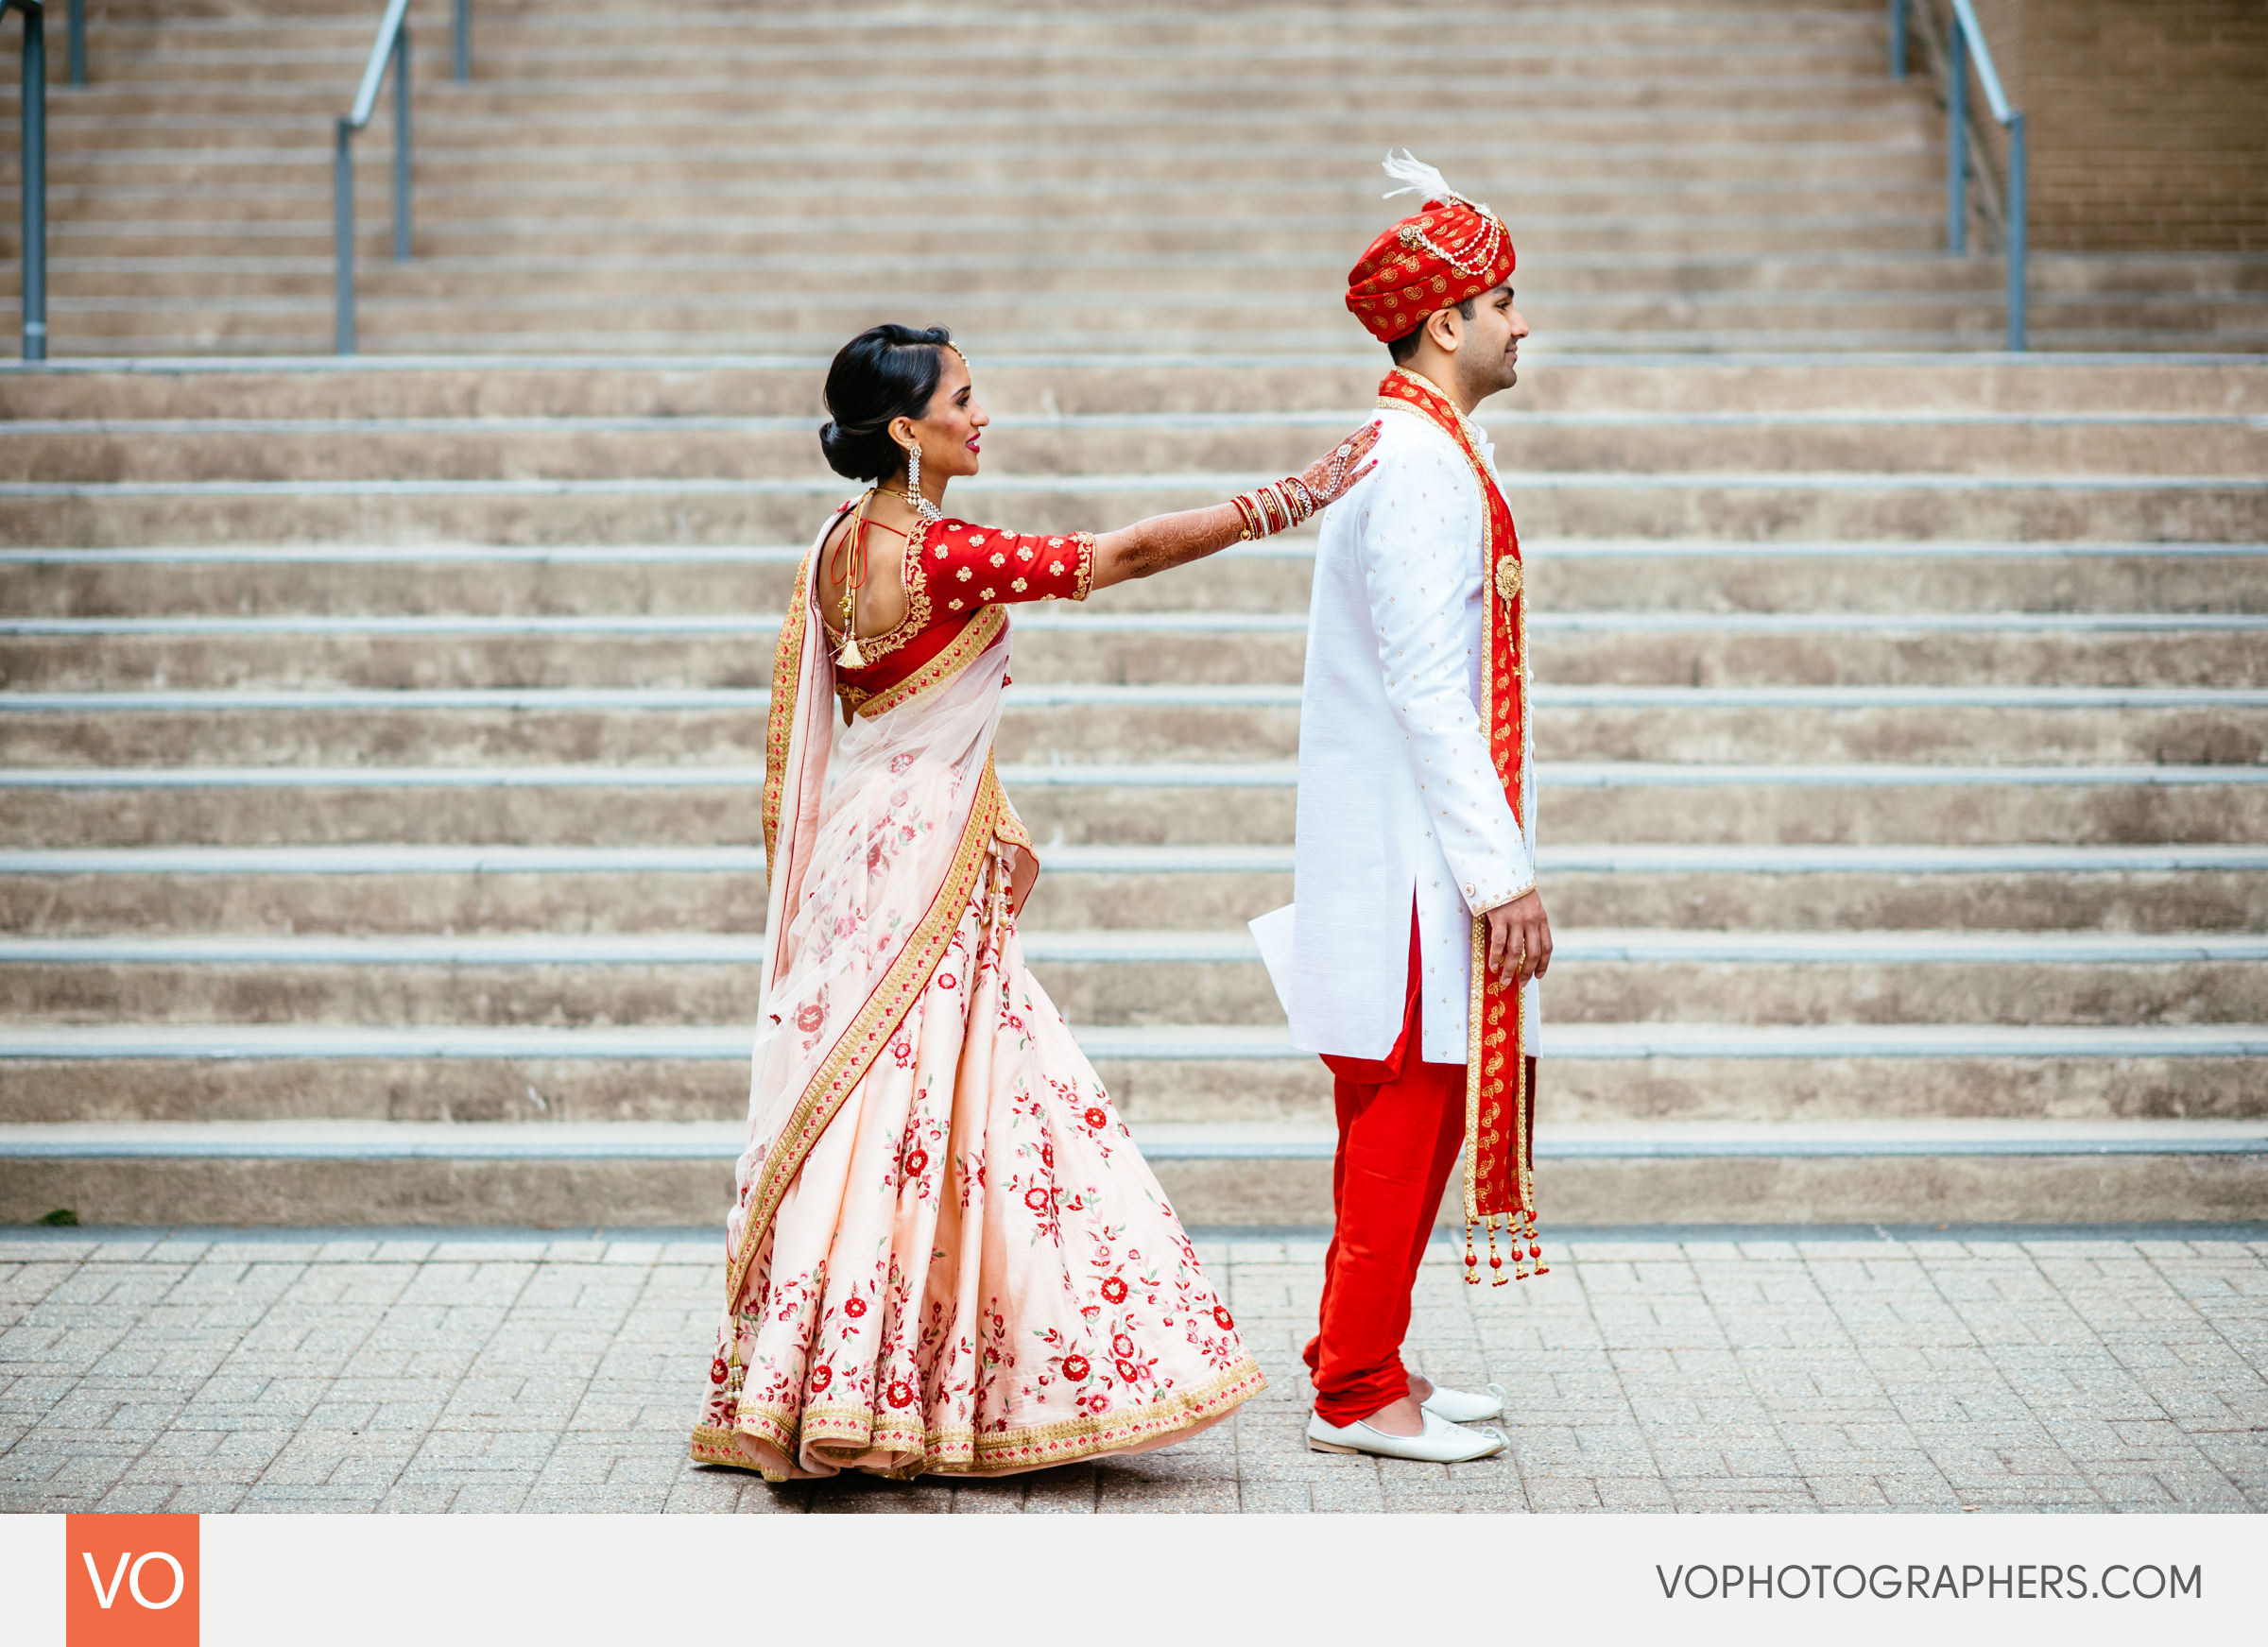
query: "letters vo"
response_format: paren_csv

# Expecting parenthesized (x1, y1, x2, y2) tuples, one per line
(65, 1515, 198, 1647)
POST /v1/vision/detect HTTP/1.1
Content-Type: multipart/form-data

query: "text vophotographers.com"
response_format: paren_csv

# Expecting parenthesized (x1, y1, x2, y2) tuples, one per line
(1657, 1561, 2204, 1603)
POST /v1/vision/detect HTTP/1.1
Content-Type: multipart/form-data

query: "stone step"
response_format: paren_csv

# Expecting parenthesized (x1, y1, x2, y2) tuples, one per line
(3, 1016, 2262, 1080)
(26, 323, 2247, 366)
(13, 139, 1939, 185)
(0, 1035, 2256, 1129)
(12, 152, 1945, 208)
(3, 1044, 2260, 1132)
(0, 70, 1931, 114)
(9, 610, 2260, 691)
(55, 0, 1886, 20)
(29, 189, 1946, 232)
(34, 303, 2171, 354)
(11, 152, 1942, 213)
(3, 686, 2259, 764)
(26, 247, 2252, 299)
(27, 328, 2268, 365)
(76, 3, 1884, 30)
(9, 542, 2261, 619)
(60, 33, 1899, 65)
(13, 112, 1932, 160)
(20, 220, 1955, 273)
(70, 0, 1894, 20)
(5, 844, 2259, 935)
(10, 172, 1948, 219)
(5, 762, 2262, 850)
(14, 27, 1910, 69)
(16, 188, 1951, 237)
(9, 413, 2261, 481)
(2, 1116, 2259, 1225)
(22, 253, 2257, 309)
(6, 929, 2263, 1029)
(8, 360, 2258, 421)
(45, 24, 1890, 66)
(30, 300, 2266, 359)
(6, 472, 2261, 546)
(36, 18, 1892, 63)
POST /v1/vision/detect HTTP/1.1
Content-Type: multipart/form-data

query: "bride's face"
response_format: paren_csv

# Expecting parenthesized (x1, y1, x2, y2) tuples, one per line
(898, 353, 988, 484)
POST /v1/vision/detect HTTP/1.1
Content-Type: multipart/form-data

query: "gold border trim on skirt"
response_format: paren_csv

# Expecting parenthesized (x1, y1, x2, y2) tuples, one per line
(691, 1358, 1265, 1482)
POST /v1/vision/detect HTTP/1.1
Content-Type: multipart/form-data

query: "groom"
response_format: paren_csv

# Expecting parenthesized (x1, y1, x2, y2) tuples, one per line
(1262, 156, 1552, 1464)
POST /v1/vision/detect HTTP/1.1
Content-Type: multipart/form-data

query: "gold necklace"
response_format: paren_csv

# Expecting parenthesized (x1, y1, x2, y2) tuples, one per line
(888, 485, 942, 523)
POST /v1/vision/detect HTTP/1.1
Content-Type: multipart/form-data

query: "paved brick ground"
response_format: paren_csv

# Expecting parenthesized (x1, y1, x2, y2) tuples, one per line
(3, 1226, 2262, 1515)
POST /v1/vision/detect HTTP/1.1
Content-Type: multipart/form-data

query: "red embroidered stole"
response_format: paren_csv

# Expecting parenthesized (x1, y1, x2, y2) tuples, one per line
(1375, 368, 1544, 1284)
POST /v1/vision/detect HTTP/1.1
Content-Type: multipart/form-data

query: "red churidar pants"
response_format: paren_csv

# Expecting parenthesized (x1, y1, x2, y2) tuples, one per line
(1301, 908, 1467, 1426)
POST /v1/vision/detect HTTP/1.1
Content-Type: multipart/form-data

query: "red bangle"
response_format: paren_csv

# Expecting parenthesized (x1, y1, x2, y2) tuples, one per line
(1231, 493, 1262, 540)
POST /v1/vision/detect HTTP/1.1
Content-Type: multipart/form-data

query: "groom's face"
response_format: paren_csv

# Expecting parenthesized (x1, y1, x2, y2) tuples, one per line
(1448, 283, 1528, 402)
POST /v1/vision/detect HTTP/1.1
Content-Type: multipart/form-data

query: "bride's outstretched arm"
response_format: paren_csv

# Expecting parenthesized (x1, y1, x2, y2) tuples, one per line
(1085, 420, 1383, 592)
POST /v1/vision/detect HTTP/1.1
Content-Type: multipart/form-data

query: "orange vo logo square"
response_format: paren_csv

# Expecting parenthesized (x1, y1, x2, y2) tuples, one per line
(65, 1516, 198, 1646)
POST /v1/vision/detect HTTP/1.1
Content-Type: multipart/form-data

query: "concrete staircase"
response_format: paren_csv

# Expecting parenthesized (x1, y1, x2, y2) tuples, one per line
(1, 0, 2264, 1227)
(4, 354, 2264, 1225)
(2, 0, 2264, 354)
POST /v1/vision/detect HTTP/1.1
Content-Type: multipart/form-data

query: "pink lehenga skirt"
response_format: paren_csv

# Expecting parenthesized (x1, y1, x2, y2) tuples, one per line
(689, 547, 1263, 1483)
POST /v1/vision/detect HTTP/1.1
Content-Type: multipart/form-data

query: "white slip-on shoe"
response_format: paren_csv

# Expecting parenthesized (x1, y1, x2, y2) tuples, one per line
(1306, 1408, 1506, 1462)
(1418, 1381, 1507, 1424)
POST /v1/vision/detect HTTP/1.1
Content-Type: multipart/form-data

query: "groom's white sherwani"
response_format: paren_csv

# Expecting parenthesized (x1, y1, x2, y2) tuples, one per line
(1278, 404, 1537, 1066)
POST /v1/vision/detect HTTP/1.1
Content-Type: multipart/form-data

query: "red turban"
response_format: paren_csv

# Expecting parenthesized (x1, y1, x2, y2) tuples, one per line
(1344, 152, 1516, 344)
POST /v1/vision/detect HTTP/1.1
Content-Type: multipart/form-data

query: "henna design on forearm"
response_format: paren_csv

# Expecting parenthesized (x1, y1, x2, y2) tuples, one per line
(1089, 420, 1383, 588)
(1096, 502, 1247, 581)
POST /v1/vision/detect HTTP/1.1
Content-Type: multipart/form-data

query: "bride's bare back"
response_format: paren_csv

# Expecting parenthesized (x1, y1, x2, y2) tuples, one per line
(817, 492, 921, 643)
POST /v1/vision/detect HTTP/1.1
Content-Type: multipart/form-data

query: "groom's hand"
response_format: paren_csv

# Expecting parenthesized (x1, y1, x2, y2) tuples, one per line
(1484, 888, 1552, 986)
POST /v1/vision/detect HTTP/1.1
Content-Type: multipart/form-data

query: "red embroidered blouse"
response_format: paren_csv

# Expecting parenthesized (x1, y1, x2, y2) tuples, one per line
(822, 508, 1096, 699)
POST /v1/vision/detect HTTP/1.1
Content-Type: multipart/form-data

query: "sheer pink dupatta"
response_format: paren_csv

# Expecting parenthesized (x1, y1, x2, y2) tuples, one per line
(720, 512, 1026, 1324)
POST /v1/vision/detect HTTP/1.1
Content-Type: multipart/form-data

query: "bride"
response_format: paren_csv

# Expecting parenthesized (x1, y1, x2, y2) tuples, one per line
(691, 323, 1379, 1481)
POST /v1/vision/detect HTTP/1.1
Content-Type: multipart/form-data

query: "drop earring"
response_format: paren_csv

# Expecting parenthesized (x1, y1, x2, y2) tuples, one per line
(896, 440, 940, 523)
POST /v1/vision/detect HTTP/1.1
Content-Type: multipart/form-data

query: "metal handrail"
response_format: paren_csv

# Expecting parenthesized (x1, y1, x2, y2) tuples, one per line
(334, 0, 472, 354)
(1896, 0, 2027, 350)
(6, 0, 83, 361)
(5, 0, 45, 359)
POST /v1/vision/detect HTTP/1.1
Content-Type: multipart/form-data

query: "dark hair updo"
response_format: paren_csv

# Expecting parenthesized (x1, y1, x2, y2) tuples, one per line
(818, 323, 956, 483)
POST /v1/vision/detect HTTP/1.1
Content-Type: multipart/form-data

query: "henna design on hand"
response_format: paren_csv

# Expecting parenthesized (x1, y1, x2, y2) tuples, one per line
(1087, 420, 1385, 586)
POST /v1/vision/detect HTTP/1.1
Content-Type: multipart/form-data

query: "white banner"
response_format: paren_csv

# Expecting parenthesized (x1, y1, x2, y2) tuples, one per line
(4, 1511, 2261, 1646)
